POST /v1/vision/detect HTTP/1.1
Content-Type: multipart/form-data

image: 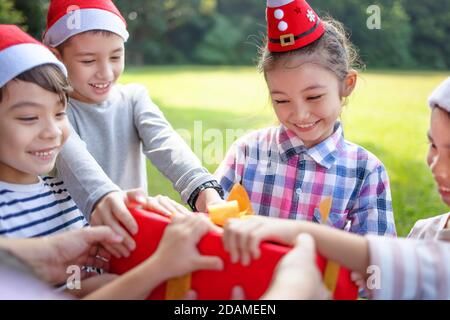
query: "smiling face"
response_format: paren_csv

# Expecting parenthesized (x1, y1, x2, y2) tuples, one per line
(265, 58, 356, 148)
(56, 31, 125, 104)
(427, 107, 450, 206)
(0, 80, 70, 184)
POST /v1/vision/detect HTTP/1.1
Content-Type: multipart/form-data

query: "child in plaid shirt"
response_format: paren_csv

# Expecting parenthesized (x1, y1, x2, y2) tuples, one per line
(222, 77, 450, 299)
(215, 0, 396, 236)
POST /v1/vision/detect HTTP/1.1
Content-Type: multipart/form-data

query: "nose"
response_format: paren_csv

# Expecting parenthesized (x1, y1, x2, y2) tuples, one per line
(430, 154, 449, 182)
(39, 118, 62, 141)
(97, 61, 114, 80)
(292, 102, 311, 122)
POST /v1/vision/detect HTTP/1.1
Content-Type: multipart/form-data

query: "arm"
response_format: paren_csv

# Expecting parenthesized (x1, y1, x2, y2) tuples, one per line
(223, 216, 370, 275)
(0, 227, 122, 285)
(132, 85, 221, 210)
(56, 125, 121, 219)
(367, 236, 450, 300)
(349, 164, 397, 237)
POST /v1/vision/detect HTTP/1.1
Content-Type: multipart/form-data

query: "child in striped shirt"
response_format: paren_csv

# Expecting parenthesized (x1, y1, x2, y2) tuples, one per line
(0, 25, 88, 238)
(215, 0, 396, 236)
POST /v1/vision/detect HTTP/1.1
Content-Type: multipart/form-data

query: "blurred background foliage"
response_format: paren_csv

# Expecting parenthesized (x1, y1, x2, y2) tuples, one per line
(1, 0, 449, 69)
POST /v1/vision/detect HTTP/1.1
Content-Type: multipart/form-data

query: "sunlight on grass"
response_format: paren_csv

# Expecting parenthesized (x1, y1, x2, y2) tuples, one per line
(121, 67, 449, 236)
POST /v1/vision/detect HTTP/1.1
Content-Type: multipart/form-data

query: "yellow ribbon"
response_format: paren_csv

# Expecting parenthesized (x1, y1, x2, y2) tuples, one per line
(319, 196, 341, 294)
(165, 183, 253, 299)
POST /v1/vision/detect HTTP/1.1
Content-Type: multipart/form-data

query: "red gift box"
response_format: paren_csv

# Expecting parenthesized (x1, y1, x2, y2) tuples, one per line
(110, 207, 358, 300)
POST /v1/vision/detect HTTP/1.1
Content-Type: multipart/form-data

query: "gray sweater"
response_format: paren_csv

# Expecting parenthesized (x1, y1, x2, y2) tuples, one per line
(56, 83, 214, 219)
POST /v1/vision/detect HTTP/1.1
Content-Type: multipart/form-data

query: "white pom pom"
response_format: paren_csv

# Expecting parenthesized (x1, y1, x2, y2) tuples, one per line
(274, 9, 284, 20)
(278, 21, 288, 32)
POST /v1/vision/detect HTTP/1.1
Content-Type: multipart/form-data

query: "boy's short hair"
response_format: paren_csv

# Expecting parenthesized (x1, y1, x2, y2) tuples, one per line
(0, 64, 71, 105)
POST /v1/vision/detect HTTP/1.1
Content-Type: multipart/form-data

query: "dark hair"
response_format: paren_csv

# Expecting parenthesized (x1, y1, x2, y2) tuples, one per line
(257, 17, 363, 83)
(0, 64, 71, 105)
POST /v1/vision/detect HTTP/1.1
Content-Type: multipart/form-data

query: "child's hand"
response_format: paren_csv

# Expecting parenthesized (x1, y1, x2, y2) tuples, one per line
(262, 234, 330, 300)
(196, 188, 225, 213)
(10, 226, 123, 285)
(152, 215, 224, 280)
(91, 190, 143, 258)
(141, 194, 193, 218)
(222, 216, 299, 266)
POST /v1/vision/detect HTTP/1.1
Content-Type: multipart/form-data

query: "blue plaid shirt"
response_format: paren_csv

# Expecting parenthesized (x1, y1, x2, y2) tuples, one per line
(215, 122, 396, 236)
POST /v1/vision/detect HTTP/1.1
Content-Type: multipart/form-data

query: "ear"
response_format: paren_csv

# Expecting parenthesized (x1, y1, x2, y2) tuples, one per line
(341, 69, 358, 97)
(49, 47, 63, 61)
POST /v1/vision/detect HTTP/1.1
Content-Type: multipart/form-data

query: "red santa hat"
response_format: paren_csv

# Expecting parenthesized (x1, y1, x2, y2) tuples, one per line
(0, 25, 67, 88)
(428, 77, 450, 113)
(43, 0, 129, 47)
(266, 0, 325, 53)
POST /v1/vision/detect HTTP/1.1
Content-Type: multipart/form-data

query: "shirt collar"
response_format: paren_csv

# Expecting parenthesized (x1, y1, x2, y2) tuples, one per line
(277, 122, 344, 169)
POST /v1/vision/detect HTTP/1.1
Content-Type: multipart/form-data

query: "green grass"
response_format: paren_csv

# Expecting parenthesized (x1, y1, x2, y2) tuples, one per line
(120, 66, 449, 236)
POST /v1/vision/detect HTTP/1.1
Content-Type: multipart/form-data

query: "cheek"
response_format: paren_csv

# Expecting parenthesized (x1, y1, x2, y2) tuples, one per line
(273, 105, 290, 122)
(114, 62, 124, 77)
(60, 121, 71, 144)
(0, 124, 30, 155)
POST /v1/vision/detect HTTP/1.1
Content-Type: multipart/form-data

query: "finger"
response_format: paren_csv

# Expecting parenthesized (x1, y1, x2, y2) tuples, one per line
(293, 233, 316, 260)
(190, 216, 213, 243)
(237, 220, 261, 266)
(82, 226, 124, 246)
(248, 225, 264, 260)
(237, 226, 251, 266)
(102, 242, 122, 259)
(173, 202, 193, 216)
(146, 197, 174, 217)
(124, 188, 148, 207)
(111, 197, 139, 235)
(156, 196, 181, 217)
(194, 256, 224, 271)
(227, 223, 240, 264)
(102, 214, 136, 253)
(231, 286, 246, 300)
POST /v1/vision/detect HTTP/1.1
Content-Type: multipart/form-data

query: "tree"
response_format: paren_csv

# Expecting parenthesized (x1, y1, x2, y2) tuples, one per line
(13, 0, 48, 40)
(0, 0, 24, 25)
(403, 1, 450, 69)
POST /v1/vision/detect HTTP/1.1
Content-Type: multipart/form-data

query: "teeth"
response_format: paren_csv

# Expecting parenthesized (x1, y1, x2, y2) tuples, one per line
(296, 122, 316, 129)
(91, 83, 109, 89)
(31, 150, 54, 157)
(442, 187, 450, 192)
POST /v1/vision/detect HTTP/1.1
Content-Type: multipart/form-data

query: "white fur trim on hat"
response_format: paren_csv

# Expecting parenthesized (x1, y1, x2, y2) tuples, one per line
(43, 8, 129, 47)
(267, 0, 295, 8)
(0, 43, 67, 88)
(428, 77, 450, 113)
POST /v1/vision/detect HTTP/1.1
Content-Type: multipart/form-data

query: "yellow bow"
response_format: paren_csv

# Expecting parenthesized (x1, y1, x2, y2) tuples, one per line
(207, 184, 254, 226)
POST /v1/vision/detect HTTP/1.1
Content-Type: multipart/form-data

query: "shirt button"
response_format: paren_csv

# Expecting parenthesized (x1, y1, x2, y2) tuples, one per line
(296, 188, 302, 195)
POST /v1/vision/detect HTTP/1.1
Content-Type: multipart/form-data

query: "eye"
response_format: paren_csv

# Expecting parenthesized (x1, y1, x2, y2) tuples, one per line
(80, 60, 95, 64)
(17, 117, 38, 122)
(56, 111, 67, 118)
(111, 56, 122, 61)
(274, 99, 289, 104)
(307, 94, 324, 101)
